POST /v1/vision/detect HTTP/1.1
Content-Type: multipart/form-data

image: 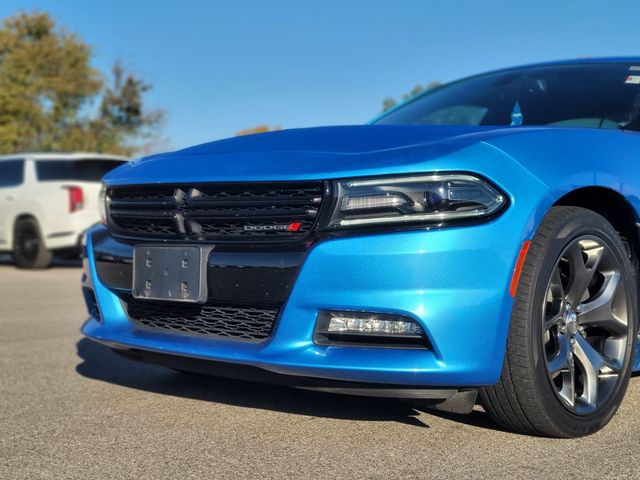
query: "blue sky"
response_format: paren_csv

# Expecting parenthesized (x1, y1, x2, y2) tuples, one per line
(1, 0, 639, 151)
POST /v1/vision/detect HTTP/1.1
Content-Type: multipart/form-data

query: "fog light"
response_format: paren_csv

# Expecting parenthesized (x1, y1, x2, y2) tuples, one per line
(315, 310, 427, 348)
(327, 313, 422, 335)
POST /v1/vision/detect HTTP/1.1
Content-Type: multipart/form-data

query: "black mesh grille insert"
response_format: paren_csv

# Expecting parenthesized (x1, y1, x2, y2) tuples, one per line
(107, 182, 326, 242)
(124, 297, 279, 341)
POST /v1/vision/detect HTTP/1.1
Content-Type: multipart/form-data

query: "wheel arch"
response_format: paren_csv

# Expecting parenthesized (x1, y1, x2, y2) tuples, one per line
(552, 186, 640, 266)
(14, 212, 41, 228)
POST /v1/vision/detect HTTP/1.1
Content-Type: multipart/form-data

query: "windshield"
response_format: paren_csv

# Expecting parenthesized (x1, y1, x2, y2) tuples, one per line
(374, 63, 640, 131)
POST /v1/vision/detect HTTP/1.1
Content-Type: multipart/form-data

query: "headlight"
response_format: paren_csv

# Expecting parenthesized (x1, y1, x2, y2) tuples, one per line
(326, 173, 506, 229)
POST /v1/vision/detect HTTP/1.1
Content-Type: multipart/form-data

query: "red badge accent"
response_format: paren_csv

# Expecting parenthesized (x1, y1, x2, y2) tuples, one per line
(287, 222, 302, 232)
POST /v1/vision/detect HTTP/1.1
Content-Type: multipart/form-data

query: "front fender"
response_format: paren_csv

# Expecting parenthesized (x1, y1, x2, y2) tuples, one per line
(487, 128, 640, 215)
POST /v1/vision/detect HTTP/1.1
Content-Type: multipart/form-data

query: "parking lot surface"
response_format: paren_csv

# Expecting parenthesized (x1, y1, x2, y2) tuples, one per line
(1, 262, 639, 479)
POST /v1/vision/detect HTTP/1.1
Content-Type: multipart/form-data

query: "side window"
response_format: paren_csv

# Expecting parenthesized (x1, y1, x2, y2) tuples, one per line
(0, 159, 25, 188)
(35, 159, 124, 182)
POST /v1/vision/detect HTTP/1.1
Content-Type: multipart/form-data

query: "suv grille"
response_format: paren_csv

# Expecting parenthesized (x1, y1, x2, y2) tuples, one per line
(107, 182, 326, 242)
(125, 296, 280, 341)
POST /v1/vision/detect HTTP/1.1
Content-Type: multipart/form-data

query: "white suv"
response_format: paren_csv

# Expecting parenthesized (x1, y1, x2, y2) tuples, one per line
(0, 153, 127, 268)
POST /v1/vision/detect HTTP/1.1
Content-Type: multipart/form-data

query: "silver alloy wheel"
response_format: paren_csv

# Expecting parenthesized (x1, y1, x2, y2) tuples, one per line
(542, 236, 630, 415)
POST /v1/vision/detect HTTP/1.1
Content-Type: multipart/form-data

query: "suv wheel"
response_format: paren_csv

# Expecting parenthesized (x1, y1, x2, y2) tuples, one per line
(480, 206, 637, 437)
(13, 218, 53, 269)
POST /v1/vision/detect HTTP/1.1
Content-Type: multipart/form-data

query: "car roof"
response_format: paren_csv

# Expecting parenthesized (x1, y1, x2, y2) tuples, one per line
(484, 56, 640, 75)
(0, 152, 128, 162)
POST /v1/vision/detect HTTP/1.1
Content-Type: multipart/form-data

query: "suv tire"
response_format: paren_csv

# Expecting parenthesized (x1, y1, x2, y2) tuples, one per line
(13, 217, 53, 269)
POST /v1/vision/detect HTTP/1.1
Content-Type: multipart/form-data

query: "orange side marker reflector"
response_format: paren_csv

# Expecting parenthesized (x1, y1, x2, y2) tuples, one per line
(509, 240, 531, 297)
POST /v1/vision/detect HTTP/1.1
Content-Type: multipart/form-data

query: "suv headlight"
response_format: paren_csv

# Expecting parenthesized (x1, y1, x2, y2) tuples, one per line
(326, 173, 506, 229)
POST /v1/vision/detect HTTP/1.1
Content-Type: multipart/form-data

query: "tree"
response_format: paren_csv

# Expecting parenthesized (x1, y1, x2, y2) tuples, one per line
(235, 124, 281, 136)
(381, 81, 442, 113)
(0, 11, 162, 155)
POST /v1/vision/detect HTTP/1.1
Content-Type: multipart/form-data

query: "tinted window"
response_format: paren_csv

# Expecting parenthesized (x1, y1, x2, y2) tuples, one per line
(0, 160, 25, 188)
(36, 159, 124, 182)
(375, 63, 640, 131)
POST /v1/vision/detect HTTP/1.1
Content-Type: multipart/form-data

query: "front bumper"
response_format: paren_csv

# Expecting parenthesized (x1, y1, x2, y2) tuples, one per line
(82, 190, 534, 389)
(113, 346, 474, 401)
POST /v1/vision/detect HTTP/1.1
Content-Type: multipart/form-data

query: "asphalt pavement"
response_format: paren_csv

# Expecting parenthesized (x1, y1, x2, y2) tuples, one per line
(1, 260, 639, 479)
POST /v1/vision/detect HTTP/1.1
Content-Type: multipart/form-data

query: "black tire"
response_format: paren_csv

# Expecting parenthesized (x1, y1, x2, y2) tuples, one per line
(480, 206, 638, 437)
(13, 218, 53, 269)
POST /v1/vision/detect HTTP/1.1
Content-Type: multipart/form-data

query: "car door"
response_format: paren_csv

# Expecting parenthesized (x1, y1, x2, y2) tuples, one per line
(0, 158, 26, 249)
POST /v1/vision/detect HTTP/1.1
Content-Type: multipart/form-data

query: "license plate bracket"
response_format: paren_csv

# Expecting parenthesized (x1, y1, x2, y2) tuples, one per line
(132, 245, 209, 303)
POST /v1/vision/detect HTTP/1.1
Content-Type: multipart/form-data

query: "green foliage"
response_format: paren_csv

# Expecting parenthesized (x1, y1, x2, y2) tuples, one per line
(0, 11, 162, 155)
(235, 124, 281, 136)
(381, 80, 442, 113)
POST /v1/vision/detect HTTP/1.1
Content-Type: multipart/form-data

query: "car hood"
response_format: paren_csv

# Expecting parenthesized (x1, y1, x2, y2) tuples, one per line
(104, 124, 528, 185)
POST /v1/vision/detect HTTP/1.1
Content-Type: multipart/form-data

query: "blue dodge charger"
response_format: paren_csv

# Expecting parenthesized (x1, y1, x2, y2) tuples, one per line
(82, 58, 640, 437)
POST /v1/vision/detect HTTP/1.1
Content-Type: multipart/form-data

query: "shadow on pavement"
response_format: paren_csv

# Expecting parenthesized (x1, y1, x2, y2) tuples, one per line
(75, 337, 501, 431)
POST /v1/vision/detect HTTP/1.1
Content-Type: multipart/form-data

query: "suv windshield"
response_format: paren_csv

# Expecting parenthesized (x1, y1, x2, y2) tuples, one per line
(375, 63, 640, 131)
(36, 158, 124, 182)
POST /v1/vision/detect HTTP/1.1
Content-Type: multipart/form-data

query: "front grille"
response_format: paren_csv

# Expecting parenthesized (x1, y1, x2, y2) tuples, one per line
(107, 182, 326, 242)
(125, 296, 280, 341)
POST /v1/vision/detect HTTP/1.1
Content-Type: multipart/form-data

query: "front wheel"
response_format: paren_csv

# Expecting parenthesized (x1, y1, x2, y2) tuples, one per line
(480, 206, 637, 437)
